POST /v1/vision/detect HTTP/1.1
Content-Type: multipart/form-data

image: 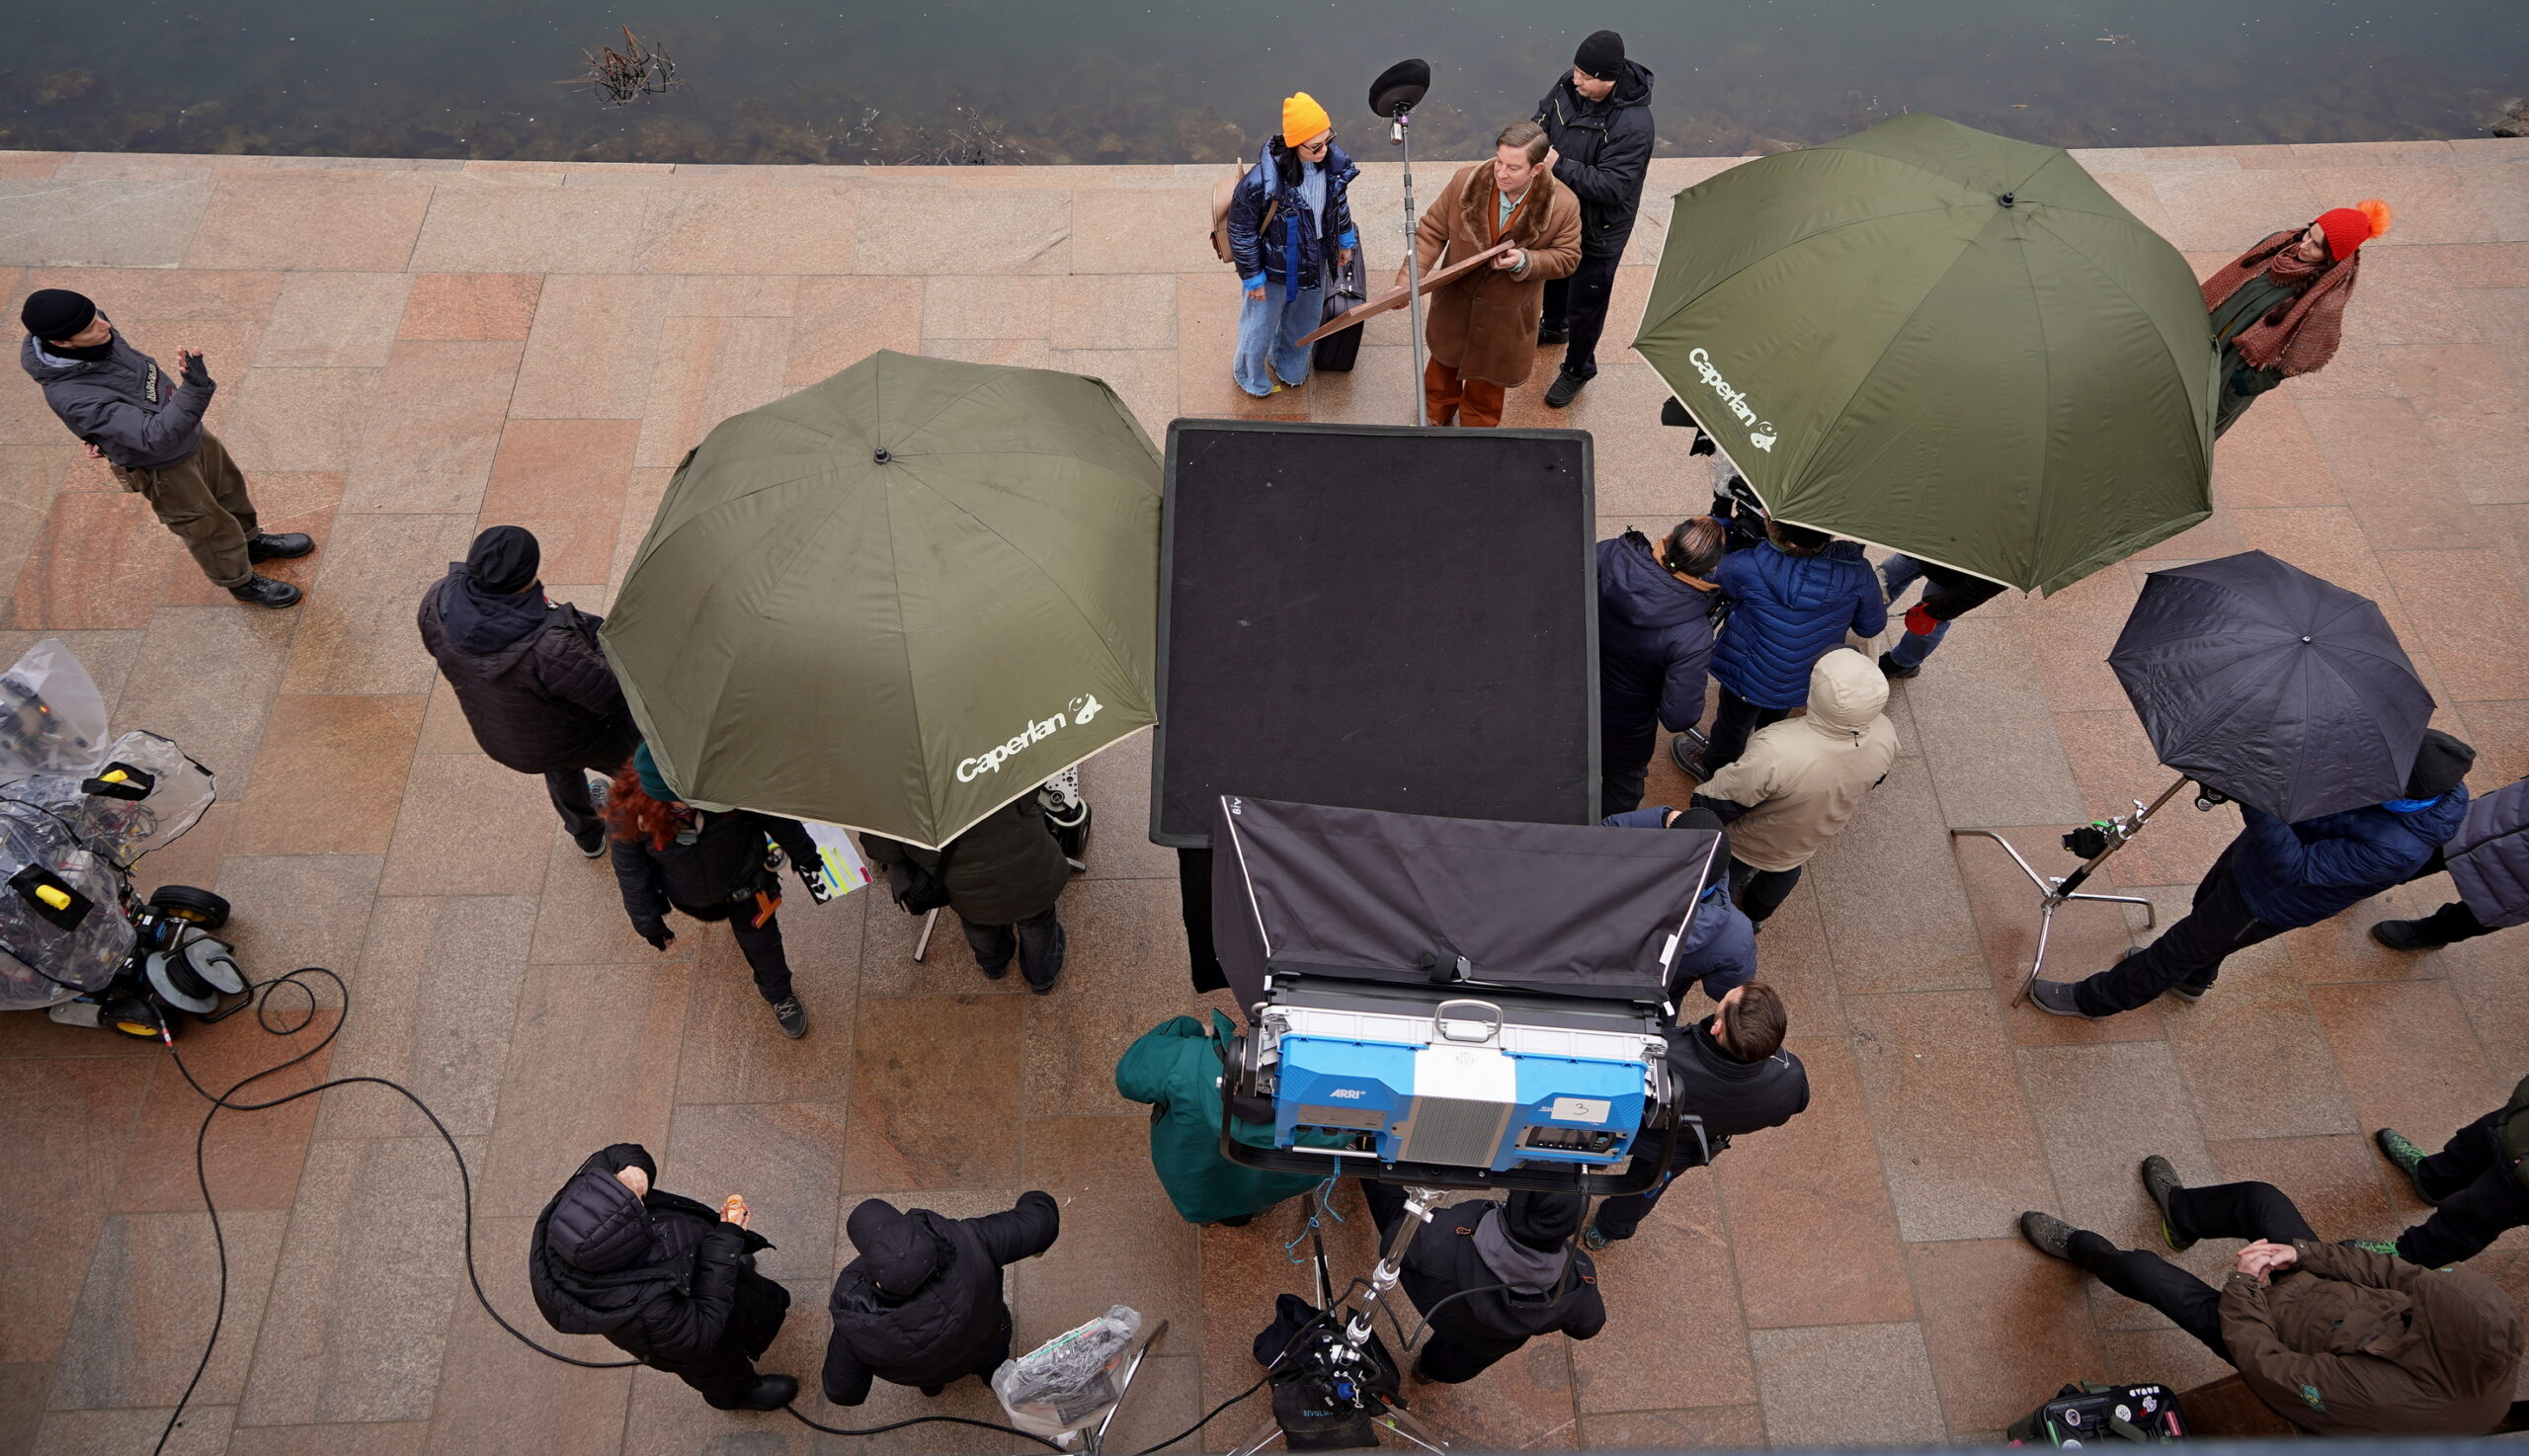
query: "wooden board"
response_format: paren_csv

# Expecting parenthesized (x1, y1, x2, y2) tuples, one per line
(1293, 240, 1517, 348)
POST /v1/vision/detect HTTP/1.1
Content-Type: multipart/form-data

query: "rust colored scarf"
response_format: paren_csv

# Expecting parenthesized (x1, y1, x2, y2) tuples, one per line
(2199, 229, 2363, 377)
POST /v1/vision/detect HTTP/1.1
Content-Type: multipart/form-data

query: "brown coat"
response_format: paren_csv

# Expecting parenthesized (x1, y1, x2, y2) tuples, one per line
(2219, 1240, 2523, 1436)
(1413, 162, 1582, 388)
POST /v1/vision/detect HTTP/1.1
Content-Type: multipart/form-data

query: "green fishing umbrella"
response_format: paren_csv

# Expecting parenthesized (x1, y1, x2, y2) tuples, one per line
(1634, 114, 2218, 595)
(602, 350, 1161, 849)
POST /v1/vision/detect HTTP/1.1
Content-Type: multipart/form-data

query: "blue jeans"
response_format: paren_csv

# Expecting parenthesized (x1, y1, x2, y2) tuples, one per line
(1879, 554, 1949, 668)
(1233, 280, 1322, 397)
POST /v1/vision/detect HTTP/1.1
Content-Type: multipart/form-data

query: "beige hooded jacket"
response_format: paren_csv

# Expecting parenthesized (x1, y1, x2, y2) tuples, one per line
(1694, 648, 1899, 872)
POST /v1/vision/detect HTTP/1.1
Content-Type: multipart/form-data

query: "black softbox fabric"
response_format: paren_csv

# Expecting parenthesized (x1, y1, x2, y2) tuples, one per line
(1212, 796, 1721, 1007)
(1150, 421, 1596, 847)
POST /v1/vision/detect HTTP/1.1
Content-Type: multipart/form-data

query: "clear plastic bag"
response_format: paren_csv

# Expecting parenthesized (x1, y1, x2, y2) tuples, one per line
(73, 731, 217, 868)
(0, 802, 135, 1011)
(0, 639, 109, 780)
(991, 1304, 1144, 1442)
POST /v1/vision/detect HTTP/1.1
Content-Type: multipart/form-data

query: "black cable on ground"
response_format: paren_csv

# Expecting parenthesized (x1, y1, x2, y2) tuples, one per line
(148, 966, 1062, 1455)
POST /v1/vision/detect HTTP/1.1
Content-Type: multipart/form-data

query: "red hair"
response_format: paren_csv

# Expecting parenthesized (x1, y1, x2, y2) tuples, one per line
(603, 759, 679, 851)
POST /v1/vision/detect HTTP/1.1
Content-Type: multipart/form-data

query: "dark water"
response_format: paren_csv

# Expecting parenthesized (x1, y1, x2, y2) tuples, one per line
(1, 0, 2523, 163)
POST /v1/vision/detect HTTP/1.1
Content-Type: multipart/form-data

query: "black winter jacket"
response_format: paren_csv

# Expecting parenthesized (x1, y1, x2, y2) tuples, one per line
(1402, 1200, 1604, 1362)
(2446, 776, 2529, 930)
(860, 797, 1069, 927)
(612, 807, 819, 935)
(1665, 1014, 1811, 1163)
(1905, 559, 2008, 625)
(418, 569, 637, 775)
(823, 1192, 1061, 1404)
(528, 1144, 786, 1372)
(1597, 531, 1719, 762)
(1533, 62, 1655, 258)
(20, 330, 212, 470)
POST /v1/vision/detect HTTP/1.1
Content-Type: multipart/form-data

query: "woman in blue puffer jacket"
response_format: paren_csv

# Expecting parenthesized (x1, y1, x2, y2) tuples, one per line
(1679, 520, 1886, 778)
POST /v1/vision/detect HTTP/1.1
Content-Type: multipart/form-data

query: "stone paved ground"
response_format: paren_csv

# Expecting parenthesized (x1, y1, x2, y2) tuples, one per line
(0, 137, 2524, 1455)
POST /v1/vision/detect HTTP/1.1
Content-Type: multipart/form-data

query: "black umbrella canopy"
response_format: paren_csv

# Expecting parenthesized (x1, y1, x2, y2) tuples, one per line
(2109, 550, 2433, 823)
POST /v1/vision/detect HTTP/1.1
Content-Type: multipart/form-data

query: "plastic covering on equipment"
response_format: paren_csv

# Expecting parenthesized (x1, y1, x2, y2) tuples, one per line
(0, 807, 133, 1011)
(0, 638, 109, 779)
(72, 732, 216, 868)
(992, 1304, 1144, 1442)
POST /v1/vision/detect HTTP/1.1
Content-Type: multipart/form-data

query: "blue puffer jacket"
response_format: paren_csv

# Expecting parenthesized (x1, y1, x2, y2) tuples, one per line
(1597, 531, 1719, 760)
(1226, 139, 1359, 298)
(1711, 541, 1887, 710)
(2446, 776, 2529, 930)
(2232, 790, 2472, 930)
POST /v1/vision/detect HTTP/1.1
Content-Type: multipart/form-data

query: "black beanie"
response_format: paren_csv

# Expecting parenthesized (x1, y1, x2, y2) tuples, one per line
(1672, 805, 1732, 873)
(465, 525, 541, 594)
(20, 288, 97, 343)
(1574, 31, 1626, 81)
(1504, 1189, 1586, 1251)
(2404, 728, 2476, 801)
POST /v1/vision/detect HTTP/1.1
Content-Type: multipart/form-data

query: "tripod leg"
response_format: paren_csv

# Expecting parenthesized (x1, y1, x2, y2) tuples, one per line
(2066, 889, 2158, 929)
(2013, 902, 2060, 1008)
(1947, 828, 2051, 893)
(1225, 1411, 1288, 1456)
(1377, 1405, 1453, 1453)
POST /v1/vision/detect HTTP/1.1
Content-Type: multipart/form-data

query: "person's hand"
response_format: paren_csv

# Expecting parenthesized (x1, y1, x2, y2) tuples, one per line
(81, 441, 103, 460)
(1493, 248, 1525, 272)
(1246, 284, 1265, 301)
(177, 349, 210, 387)
(1544, 146, 1561, 174)
(720, 1193, 751, 1228)
(2234, 1240, 2299, 1281)
(801, 867, 835, 904)
(642, 927, 676, 951)
(1337, 247, 1353, 270)
(614, 1166, 650, 1199)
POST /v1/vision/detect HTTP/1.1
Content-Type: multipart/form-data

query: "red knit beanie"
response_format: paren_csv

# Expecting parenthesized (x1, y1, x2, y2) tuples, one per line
(2316, 200, 2393, 261)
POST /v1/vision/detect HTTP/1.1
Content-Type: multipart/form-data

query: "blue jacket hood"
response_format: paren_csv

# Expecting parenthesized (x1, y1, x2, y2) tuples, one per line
(2233, 787, 2471, 930)
(1711, 540, 1888, 710)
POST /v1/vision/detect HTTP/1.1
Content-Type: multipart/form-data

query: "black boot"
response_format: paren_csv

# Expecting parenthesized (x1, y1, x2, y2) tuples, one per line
(2369, 918, 2448, 952)
(228, 574, 302, 608)
(732, 1374, 797, 1411)
(246, 531, 315, 562)
(1537, 324, 1570, 346)
(1544, 367, 1588, 409)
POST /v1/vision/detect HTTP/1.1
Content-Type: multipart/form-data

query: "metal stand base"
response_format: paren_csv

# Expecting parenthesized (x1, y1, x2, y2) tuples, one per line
(1951, 773, 2190, 1006)
(1224, 1402, 1451, 1456)
(1082, 1318, 1170, 1453)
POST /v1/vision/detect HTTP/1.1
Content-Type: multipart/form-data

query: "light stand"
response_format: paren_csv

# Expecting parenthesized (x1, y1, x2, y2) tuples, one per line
(1369, 60, 1433, 429)
(1949, 773, 2189, 1005)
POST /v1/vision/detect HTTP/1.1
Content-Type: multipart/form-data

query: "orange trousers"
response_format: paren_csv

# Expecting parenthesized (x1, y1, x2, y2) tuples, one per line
(1424, 358, 1506, 428)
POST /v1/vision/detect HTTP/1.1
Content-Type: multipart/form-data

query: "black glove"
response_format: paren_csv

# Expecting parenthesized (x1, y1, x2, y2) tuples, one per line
(180, 352, 211, 388)
(641, 926, 674, 951)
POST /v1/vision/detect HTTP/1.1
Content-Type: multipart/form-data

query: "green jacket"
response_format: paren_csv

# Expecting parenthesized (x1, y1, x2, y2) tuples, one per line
(1113, 1011, 1337, 1226)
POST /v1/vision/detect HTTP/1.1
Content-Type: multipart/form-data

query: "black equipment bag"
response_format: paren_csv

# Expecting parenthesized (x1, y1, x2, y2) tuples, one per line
(2006, 1382, 2186, 1445)
(1312, 245, 1370, 372)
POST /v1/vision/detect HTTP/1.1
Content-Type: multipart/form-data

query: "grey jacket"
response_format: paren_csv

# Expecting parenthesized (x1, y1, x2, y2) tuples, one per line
(20, 331, 212, 470)
(2445, 776, 2529, 930)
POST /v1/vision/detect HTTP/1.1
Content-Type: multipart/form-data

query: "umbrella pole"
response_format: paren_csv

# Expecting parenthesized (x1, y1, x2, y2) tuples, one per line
(913, 907, 938, 962)
(1950, 773, 2185, 1007)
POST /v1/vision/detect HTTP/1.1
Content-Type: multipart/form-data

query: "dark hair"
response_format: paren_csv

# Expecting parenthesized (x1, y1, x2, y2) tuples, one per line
(1720, 983, 1788, 1059)
(1496, 120, 1550, 165)
(603, 759, 679, 851)
(1662, 517, 1726, 579)
(1767, 520, 1832, 555)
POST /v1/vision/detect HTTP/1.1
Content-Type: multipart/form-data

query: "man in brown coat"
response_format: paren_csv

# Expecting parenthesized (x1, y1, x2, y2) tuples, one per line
(1410, 120, 1583, 427)
(2023, 1158, 2523, 1436)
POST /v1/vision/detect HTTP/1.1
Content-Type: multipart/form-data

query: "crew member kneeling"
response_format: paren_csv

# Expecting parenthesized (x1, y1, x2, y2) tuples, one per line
(823, 1191, 1060, 1405)
(528, 1144, 796, 1412)
(1358, 1183, 1603, 1383)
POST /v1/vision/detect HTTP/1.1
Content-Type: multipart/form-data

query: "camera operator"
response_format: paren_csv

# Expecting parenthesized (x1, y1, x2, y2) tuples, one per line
(822, 1191, 1060, 1405)
(1531, 29, 1654, 409)
(1357, 1181, 1603, 1383)
(860, 795, 1073, 994)
(1581, 982, 1808, 1249)
(1597, 517, 1724, 814)
(528, 1144, 796, 1413)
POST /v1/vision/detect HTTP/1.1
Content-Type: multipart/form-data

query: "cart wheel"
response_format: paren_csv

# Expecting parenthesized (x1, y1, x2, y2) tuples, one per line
(103, 996, 165, 1040)
(150, 885, 230, 930)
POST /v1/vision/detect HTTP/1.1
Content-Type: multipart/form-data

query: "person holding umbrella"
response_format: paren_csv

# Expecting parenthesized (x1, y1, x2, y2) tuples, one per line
(606, 745, 828, 1038)
(859, 798, 1073, 994)
(2204, 201, 2392, 437)
(2030, 730, 2474, 1019)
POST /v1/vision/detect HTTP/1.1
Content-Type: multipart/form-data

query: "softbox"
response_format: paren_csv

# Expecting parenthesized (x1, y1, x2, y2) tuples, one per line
(1212, 796, 1721, 1010)
(1151, 421, 1596, 848)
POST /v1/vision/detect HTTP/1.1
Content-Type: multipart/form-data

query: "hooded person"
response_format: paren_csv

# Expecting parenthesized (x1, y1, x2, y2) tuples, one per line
(19, 287, 312, 607)
(419, 525, 641, 857)
(1224, 91, 1359, 398)
(1598, 804, 1756, 1004)
(527, 1144, 795, 1412)
(822, 1190, 1060, 1405)
(1532, 29, 1654, 406)
(1357, 1182, 1604, 1384)
(2034, 729, 2475, 1019)
(2023, 1159, 2523, 1436)
(1114, 1010, 1351, 1227)
(1596, 517, 1724, 814)
(2203, 201, 2391, 436)
(1689, 648, 1901, 926)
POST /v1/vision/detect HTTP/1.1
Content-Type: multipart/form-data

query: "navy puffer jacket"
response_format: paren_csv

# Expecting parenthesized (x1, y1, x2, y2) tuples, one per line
(1711, 541, 1887, 710)
(2233, 791, 2472, 930)
(1226, 138, 1359, 296)
(1597, 531, 1719, 760)
(2446, 777, 2529, 930)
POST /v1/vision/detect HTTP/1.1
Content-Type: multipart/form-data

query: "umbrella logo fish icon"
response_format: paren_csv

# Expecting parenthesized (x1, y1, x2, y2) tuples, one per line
(1748, 425, 1778, 452)
(1070, 693, 1103, 724)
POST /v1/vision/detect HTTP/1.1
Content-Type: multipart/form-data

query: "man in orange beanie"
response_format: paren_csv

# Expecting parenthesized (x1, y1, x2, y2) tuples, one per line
(2202, 200, 2391, 436)
(1224, 92, 1357, 398)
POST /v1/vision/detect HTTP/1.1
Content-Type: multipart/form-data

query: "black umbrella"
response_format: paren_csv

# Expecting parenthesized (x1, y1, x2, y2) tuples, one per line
(2108, 550, 2432, 823)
